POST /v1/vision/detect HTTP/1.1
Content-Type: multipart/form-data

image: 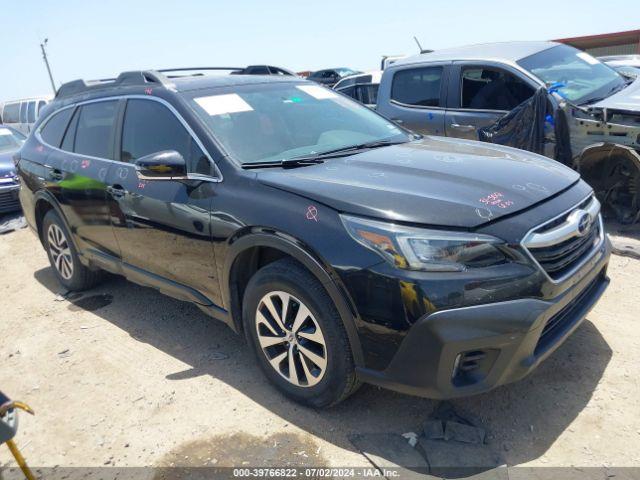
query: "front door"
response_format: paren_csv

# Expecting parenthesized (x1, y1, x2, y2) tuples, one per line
(105, 97, 221, 305)
(445, 63, 536, 140)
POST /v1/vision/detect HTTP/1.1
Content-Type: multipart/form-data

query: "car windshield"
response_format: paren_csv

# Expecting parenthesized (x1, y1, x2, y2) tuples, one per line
(187, 82, 409, 165)
(336, 68, 357, 77)
(518, 45, 626, 105)
(0, 127, 25, 151)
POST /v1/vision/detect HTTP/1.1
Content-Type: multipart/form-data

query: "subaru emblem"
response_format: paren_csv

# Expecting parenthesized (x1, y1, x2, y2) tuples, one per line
(577, 212, 591, 236)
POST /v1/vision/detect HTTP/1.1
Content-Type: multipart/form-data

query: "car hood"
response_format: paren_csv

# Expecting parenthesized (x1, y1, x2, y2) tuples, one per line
(592, 76, 640, 111)
(0, 149, 17, 178)
(257, 137, 580, 228)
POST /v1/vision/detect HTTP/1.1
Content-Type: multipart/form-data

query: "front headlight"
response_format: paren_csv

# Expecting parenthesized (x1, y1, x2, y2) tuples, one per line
(341, 214, 507, 272)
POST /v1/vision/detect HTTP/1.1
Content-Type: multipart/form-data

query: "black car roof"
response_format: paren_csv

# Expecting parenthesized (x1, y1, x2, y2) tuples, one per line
(54, 69, 305, 102)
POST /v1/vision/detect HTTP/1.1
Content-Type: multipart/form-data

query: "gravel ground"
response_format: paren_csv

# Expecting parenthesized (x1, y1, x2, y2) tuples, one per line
(1, 226, 639, 472)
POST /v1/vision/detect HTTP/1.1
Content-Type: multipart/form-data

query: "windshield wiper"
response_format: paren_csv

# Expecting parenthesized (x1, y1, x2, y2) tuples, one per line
(581, 81, 630, 106)
(242, 158, 325, 169)
(242, 138, 411, 170)
(286, 138, 410, 162)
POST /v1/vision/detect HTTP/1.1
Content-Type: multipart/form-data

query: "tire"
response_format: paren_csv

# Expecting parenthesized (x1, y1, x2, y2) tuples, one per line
(243, 258, 360, 407)
(42, 209, 103, 291)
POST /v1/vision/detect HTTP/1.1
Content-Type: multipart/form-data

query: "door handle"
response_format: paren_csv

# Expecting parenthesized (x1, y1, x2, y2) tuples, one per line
(391, 118, 404, 125)
(50, 169, 63, 181)
(107, 184, 126, 198)
(450, 123, 476, 131)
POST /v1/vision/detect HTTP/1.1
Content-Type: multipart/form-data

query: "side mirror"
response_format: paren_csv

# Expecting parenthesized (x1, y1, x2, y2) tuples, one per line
(134, 150, 187, 180)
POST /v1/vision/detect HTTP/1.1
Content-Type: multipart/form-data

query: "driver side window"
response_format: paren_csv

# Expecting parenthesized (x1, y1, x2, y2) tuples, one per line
(120, 99, 214, 176)
(461, 67, 534, 111)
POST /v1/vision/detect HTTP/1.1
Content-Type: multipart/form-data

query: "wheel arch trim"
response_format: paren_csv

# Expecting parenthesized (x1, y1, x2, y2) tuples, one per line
(576, 142, 640, 170)
(33, 190, 77, 249)
(223, 228, 364, 366)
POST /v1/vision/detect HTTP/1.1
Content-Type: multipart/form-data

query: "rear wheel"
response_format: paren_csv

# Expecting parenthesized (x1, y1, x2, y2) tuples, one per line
(243, 258, 360, 407)
(42, 210, 103, 291)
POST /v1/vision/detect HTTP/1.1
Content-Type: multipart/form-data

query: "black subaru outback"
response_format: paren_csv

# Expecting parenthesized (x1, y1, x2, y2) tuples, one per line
(16, 69, 611, 407)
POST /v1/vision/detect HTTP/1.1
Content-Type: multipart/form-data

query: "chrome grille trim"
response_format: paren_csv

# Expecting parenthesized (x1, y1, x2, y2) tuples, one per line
(521, 194, 605, 284)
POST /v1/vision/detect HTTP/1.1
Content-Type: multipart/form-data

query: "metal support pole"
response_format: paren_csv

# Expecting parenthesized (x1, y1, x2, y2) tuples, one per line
(40, 39, 56, 95)
(5, 439, 37, 480)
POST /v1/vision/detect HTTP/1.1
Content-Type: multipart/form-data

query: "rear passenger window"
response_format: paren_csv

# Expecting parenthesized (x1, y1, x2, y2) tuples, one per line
(391, 66, 443, 107)
(40, 108, 74, 148)
(461, 67, 534, 111)
(357, 85, 379, 105)
(37, 101, 47, 118)
(61, 109, 79, 152)
(338, 86, 356, 99)
(19, 102, 27, 123)
(27, 102, 36, 123)
(3, 103, 20, 123)
(74, 101, 117, 158)
(249, 66, 269, 74)
(121, 99, 213, 176)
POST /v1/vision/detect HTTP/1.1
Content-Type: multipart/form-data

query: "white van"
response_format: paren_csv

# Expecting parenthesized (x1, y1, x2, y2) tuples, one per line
(0, 96, 52, 135)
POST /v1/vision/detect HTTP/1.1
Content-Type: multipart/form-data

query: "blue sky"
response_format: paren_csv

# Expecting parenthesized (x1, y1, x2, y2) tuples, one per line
(1, 0, 638, 101)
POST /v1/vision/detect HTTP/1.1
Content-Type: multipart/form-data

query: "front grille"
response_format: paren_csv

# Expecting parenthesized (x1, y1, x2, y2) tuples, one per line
(528, 221, 601, 279)
(523, 195, 602, 282)
(0, 188, 20, 212)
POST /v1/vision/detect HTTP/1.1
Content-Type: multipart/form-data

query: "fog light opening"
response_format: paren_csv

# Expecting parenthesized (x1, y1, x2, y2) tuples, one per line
(452, 349, 494, 387)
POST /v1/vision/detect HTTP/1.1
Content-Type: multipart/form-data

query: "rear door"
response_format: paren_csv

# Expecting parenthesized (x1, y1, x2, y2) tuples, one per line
(377, 63, 448, 136)
(444, 62, 536, 140)
(105, 97, 220, 304)
(38, 100, 121, 258)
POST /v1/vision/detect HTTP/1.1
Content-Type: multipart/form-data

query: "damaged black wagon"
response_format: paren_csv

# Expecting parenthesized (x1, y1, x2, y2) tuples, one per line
(377, 41, 640, 224)
(17, 68, 610, 406)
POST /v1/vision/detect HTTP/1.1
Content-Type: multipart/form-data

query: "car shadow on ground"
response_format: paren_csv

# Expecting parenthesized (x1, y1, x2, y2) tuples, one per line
(34, 266, 613, 472)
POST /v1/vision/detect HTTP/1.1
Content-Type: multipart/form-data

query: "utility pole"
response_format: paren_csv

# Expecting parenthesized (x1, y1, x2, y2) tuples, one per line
(40, 38, 57, 95)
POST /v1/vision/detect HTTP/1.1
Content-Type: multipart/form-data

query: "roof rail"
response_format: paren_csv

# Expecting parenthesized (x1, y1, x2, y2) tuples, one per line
(55, 67, 247, 99)
(55, 70, 172, 100)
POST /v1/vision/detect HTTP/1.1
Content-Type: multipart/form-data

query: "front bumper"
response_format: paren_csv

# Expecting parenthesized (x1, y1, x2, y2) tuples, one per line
(0, 184, 21, 213)
(356, 237, 611, 399)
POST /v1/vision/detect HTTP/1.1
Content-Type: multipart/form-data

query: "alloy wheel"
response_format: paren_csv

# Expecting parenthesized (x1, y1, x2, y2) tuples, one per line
(47, 224, 74, 280)
(255, 291, 327, 387)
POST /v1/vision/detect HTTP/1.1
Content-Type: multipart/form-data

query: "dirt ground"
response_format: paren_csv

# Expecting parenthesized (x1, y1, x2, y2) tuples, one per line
(1, 226, 639, 473)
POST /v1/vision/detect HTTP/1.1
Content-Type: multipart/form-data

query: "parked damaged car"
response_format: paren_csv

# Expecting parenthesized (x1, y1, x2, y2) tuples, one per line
(333, 70, 381, 108)
(308, 68, 360, 87)
(0, 125, 26, 213)
(17, 68, 610, 406)
(377, 42, 640, 224)
(230, 65, 297, 76)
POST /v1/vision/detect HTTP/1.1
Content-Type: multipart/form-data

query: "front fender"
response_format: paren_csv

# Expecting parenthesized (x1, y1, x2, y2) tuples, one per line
(223, 228, 364, 366)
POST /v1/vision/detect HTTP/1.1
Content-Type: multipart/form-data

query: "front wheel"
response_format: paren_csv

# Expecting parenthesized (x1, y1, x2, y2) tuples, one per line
(243, 258, 360, 407)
